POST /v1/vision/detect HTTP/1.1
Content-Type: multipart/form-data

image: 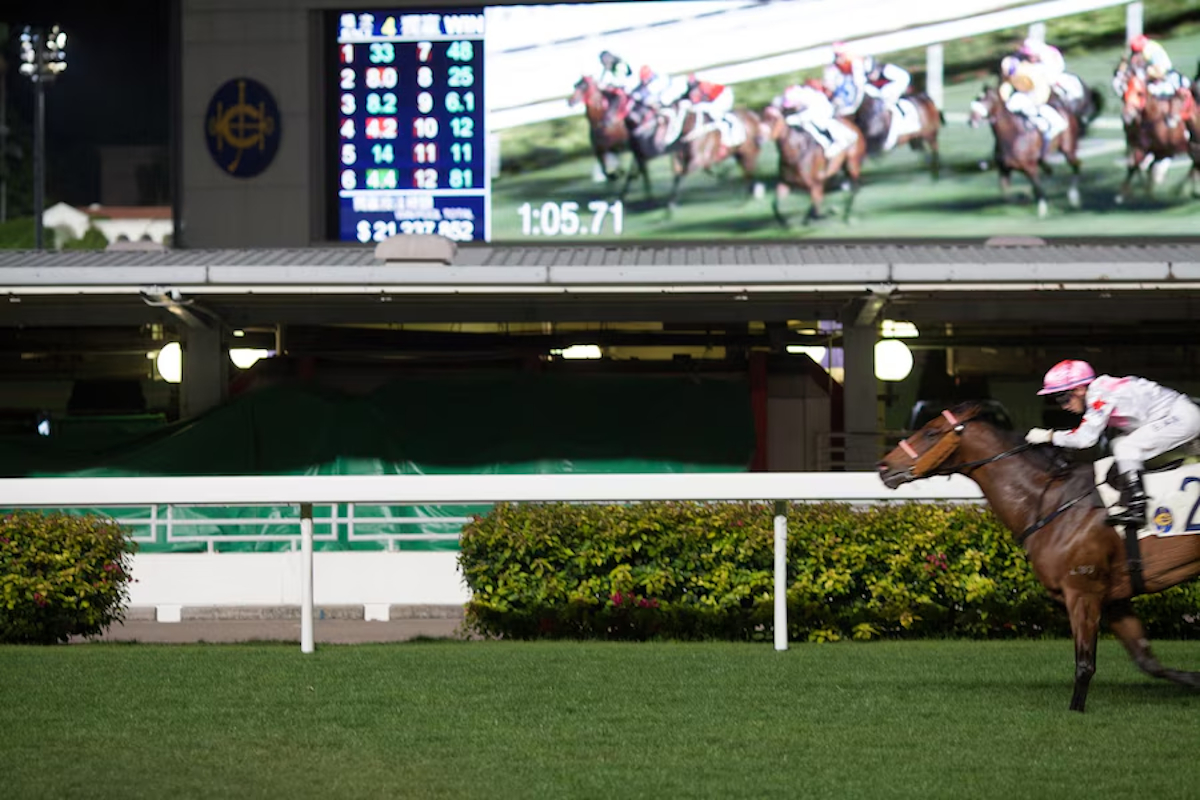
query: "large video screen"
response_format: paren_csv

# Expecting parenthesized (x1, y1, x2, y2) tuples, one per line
(330, 1, 1200, 244)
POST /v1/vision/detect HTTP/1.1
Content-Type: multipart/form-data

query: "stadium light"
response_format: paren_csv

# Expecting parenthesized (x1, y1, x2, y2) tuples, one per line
(229, 348, 271, 369)
(154, 342, 182, 384)
(18, 24, 67, 250)
(874, 339, 913, 382)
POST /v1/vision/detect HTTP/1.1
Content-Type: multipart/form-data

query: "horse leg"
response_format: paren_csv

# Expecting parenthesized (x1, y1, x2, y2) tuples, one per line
(1022, 168, 1048, 217)
(666, 171, 685, 218)
(619, 152, 644, 202)
(1064, 149, 1082, 209)
(804, 183, 827, 225)
(772, 182, 792, 228)
(928, 137, 941, 182)
(1064, 588, 1102, 712)
(1109, 602, 1200, 688)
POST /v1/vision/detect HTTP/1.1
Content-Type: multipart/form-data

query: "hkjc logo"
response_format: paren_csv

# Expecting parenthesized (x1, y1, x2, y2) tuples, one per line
(205, 78, 281, 178)
(1153, 507, 1173, 534)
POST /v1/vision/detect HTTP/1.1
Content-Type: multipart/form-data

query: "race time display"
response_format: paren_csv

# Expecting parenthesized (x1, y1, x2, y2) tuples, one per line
(335, 10, 487, 243)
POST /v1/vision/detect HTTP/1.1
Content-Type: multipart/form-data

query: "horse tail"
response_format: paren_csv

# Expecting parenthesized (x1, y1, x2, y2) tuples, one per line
(1088, 87, 1104, 123)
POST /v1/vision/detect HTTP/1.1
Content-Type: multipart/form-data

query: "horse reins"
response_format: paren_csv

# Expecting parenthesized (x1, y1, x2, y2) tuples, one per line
(896, 409, 1094, 546)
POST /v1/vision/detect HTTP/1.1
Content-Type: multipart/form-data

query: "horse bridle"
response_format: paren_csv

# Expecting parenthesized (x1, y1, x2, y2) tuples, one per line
(895, 409, 1093, 546)
(895, 409, 1032, 478)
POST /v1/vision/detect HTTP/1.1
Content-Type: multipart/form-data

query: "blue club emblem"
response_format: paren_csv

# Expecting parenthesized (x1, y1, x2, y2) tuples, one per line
(205, 78, 281, 178)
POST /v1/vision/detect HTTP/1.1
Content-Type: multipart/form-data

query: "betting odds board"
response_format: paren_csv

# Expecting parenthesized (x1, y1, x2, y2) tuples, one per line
(334, 10, 487, 243)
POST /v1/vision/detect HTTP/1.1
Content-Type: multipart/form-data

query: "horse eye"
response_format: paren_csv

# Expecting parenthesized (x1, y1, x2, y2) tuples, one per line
(924, 429, 939, 438)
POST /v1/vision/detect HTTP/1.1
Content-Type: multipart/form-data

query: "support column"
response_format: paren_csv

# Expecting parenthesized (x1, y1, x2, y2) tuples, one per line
(182, 325, 227, 418)
(925, 43, 944, 110)
(1126, 2, 1143, 44)
(840, 322, 878, 470)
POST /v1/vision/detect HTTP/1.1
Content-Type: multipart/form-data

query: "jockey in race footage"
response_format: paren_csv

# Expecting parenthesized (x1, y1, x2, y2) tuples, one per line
(685, 74, 737, 141)
(1025, 360, 1200, 528)
(1113, 34, 1194, 127)
(630, 64, 689, 110)
(1011, 36, 1086, 104)
(770, 80, 857, 157)
(597, 50, 639, 94)
(999, 58, 1068, 162)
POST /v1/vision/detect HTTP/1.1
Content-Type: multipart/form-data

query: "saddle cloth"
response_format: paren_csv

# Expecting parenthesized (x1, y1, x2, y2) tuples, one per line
(1094, 454, 1200, 540)
(884, 99, 923, 150)
(687, 111, 747, 148)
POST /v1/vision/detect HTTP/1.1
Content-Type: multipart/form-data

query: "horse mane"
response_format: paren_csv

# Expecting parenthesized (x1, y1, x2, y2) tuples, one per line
(947, 400, 1087, 480)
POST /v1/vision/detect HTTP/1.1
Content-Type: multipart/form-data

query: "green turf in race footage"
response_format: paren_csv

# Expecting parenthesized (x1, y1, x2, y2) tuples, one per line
(490, 6, 1200, 241)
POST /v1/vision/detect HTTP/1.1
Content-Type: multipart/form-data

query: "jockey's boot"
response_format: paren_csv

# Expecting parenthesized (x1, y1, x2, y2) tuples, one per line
(1107, 471, 1148, 528)
(1039, 132, 1051, 164)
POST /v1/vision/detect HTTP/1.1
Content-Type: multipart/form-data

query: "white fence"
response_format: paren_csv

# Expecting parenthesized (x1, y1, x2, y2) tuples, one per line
(0, 473, 983, 653)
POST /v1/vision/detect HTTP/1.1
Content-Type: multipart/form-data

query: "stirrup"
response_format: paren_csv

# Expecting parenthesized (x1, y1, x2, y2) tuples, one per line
(1106, 505, 1147, 528)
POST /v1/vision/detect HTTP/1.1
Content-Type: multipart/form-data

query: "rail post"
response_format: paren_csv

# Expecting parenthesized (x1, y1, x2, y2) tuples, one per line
(300, 502, 314, 654)
(773, 499, 788, 651)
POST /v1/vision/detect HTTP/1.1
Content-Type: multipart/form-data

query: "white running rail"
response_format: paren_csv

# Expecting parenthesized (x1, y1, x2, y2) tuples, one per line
(0, 472, 982, 654)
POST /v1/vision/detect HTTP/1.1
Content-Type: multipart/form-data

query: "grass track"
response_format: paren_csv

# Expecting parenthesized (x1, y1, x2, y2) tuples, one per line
(492, 29, 1200, 241)
(3, 640, 1200, 799)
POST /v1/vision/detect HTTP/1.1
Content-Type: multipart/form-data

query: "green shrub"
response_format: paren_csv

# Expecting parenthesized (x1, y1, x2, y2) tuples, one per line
(460, 502, 1200, 641)
(0, 512, 136, 644)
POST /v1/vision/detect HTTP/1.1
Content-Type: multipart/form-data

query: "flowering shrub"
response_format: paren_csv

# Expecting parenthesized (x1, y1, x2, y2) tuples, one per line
(0, 511, 135, 644)
(460, 501, 1200, 641)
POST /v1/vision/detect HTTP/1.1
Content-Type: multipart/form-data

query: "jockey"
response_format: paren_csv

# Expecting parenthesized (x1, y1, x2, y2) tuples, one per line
(631, 65, 687, 109)
(597, 50, 638, 93)
(1026, 360, 1200, 528)
(1122, 34, 1194, 127)
(825, 42, 869, 115)
(686, 74, 734, 124)
(771, 79, 856, 156)
(1000, 60, 1068, 162)
(1018, 37, 1083, 103)
(862, 56, 911, 149)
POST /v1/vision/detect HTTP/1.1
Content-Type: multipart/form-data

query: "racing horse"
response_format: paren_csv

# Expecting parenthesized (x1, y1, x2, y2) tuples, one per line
(663, 105, 765, 214)
(569, 75, 629, 181)
(618, 99, 680, 202)
(878, 402, 1200, 713)
(968, 85, 1082, 217)
(1116, 73, 1192, 202)
(852, 93, 943, 180)
(762, 105, 866, 226)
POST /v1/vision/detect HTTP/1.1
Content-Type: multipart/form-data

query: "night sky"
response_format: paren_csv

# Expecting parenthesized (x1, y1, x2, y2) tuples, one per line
(2, 0, 170, 205)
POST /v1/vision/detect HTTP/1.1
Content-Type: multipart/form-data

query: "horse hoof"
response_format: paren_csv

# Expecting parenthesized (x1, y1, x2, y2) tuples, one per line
(1114, 194, 1125, 206)
(1037, 199, 1048, 218)
(978, 160, 990, 171)
(1068, 187, 1081, 209)
(752, 182, 765, 200)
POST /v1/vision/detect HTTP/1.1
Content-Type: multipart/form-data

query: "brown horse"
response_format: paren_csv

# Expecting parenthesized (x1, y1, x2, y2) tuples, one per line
(851, 93, 943, 180)
(1117, 74, 1192, 202)
(569, 75, 629, 181)
(878, 402, 1200, 713)
(664, 105, 765, 214)
(762, 105, 866, 226)
(968, 85, 1082, 217)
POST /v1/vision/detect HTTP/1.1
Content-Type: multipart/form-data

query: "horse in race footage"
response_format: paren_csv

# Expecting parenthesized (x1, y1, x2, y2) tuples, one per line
(851, 93, 943, 180)
(619, 100, 764, 213)
(878, 402, 1200, 713)
(761, 105, 866, 226)
(1116, 73, 1193, 202)
(569, 75, 629, 182)
(968, 85, 1082, 217)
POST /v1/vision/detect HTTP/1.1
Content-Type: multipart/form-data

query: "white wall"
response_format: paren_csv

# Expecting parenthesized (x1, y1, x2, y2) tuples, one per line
(127, 550, 470, 607)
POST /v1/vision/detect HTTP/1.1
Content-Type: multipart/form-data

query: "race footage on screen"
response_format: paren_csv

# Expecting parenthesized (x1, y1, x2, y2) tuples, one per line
(331, 1, 1200, 243)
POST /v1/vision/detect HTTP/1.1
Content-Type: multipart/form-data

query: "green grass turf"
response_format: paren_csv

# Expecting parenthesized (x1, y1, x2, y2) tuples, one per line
(3, 640, 1200, 799)
(490, 27, 1200, 241)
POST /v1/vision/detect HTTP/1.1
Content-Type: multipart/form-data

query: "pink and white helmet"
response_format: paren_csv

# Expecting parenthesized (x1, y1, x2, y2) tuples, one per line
(1037, 360, 1095, 395)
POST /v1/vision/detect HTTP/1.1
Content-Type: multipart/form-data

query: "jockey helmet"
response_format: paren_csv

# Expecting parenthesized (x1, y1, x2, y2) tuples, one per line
(1010, 73, 1035, 93)
(1129, 34, 1148, 53)
(1037, 360, 1096, 395)
(639, 65, 654, 82)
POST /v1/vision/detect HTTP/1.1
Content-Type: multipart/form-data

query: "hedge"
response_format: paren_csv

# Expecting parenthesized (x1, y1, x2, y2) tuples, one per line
(0, 511, 136, 644)
(459, 502, 1200, 641)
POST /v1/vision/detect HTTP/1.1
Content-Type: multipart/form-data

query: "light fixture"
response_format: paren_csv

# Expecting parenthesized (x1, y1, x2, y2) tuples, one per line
(155, 342, 182, 384)
(553, 344, 602, 360)
(20, 24, 67, 250)
(786, 345, 827, 363)
(874, 339, 913, 382)
(229, 348, 270, 369)
(881, 320, 919, 338)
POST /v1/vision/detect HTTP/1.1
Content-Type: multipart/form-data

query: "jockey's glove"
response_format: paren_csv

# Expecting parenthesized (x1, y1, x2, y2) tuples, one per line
(1025, 428, 1054, 445)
